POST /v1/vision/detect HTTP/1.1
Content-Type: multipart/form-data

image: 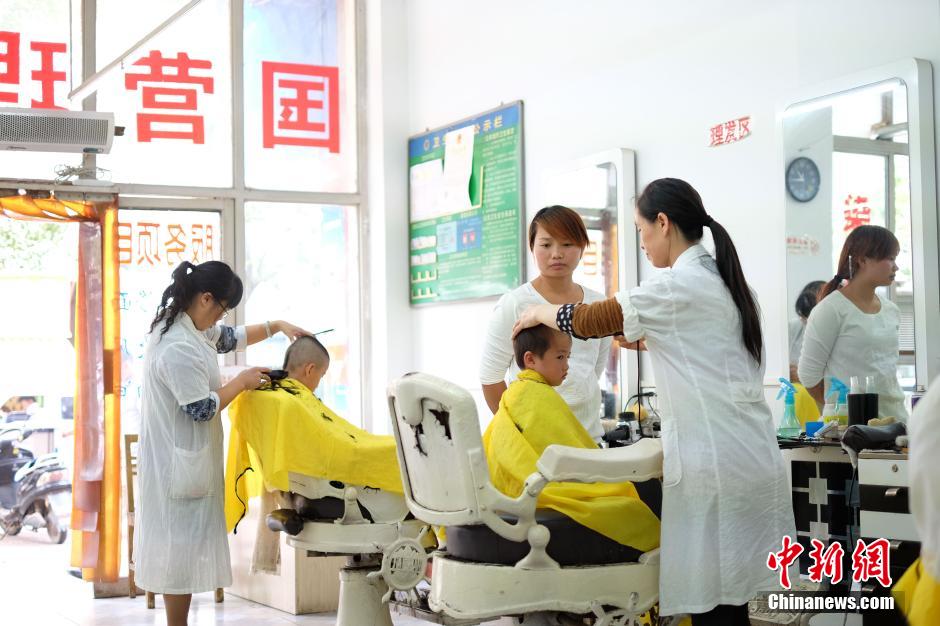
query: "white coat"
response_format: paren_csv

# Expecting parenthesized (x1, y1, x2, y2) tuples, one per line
(134, 313, 243, 594)
(909, 378, 940, 580)
(615, 244, 794, 615)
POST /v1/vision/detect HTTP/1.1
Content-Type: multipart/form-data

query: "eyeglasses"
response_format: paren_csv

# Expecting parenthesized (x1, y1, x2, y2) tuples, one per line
(212, 296, 231, 319)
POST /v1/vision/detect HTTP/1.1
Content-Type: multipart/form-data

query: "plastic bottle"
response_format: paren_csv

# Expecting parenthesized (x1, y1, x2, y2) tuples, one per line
(776, 378, 802, 438)
(822, 377, 850, 426)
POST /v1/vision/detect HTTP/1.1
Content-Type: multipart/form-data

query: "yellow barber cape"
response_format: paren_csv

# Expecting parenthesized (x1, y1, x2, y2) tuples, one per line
(893, 558, 940, 626)
(482, 370, 660, 552)
(225, 378, 402, 532)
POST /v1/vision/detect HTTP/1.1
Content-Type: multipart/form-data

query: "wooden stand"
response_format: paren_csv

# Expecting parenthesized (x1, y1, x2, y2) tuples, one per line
(228, 495, 344, 614)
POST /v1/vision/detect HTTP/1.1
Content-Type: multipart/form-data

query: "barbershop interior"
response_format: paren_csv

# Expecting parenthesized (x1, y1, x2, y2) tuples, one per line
(1, 1, 939, 626)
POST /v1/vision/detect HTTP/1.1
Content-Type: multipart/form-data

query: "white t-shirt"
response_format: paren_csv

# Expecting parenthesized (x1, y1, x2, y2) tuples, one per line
(479, 282, 612, 440)
(798, 290, 907, 421)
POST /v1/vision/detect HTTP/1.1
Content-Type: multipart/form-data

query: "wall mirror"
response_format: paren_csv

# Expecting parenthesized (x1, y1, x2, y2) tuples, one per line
(543, 149, 638, 419)
(782, 59, 937, 395)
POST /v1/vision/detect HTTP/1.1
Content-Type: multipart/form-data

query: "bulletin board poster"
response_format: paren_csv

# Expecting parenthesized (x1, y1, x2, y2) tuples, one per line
(408, 101, 525, 304)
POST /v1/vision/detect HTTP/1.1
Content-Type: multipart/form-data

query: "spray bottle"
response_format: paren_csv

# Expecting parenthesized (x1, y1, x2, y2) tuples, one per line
(823, 377, 850, 426)
(776, 378, 802, 438)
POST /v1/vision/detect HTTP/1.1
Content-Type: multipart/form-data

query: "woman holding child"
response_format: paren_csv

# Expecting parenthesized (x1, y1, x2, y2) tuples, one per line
(514, 178, 794, 626)
(480, 205, 612, 441)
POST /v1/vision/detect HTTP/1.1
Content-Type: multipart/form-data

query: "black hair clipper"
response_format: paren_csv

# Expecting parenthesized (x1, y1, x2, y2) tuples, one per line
(268, 369, 289, 381)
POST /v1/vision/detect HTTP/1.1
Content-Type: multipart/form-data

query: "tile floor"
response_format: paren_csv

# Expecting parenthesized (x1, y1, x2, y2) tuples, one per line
(0, 530, 429, 625)
(1, 530, 866, 625)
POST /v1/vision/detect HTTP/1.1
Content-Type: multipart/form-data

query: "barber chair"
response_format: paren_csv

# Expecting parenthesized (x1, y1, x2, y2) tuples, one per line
(265, 472, 428, 625)
(387, 373, 664, 626)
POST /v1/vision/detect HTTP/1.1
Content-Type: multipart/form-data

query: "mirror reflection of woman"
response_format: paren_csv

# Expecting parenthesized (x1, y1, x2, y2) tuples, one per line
(798, 225, 908, 421)
(788, 280, 825, 383)
(479, 206, 612, 441)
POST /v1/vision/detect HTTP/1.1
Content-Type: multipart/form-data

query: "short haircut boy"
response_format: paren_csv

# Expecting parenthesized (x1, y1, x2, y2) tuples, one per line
(513, 324, 562, 370)
(283, 334, 330, 370)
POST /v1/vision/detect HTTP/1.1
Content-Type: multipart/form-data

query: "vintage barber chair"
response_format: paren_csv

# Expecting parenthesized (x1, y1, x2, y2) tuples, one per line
(265, 472, 427, 625)
(387, 372, 663, 626)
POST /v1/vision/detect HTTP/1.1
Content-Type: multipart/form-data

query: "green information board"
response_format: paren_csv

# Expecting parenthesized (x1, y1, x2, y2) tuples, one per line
(408, 102, 525, 304)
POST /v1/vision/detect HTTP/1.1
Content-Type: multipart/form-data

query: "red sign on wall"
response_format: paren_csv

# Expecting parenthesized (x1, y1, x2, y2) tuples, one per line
(709, 116, 751, 147)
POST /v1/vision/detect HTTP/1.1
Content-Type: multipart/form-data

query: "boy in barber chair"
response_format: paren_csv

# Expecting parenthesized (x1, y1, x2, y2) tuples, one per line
(479, 324, 662, 561)
(224, 334, 403, 533)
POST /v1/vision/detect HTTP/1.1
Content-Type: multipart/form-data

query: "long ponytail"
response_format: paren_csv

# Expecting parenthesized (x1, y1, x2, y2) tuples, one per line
(149, 260, 244, 337)
(636, 178, 763, 363)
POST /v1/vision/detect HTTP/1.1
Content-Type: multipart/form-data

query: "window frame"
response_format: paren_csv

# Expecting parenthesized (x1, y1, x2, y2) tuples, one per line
(1, 0, 373, 425)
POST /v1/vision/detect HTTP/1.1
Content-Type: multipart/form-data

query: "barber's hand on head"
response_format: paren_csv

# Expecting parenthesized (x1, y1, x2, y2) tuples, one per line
(272, 320, 313, 341)
(512, 306, 543, 339)
(237, 366, 272, 391)
(614, 334, 647, 351)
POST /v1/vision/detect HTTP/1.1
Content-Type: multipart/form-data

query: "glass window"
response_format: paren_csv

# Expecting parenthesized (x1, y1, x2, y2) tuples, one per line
(831, 152, 886, 269)
(0, 0, 80, 180)
(96, 0, 232, 186)
(243, 0, 357, 193)
(243, 202, 361, 424)
(117, 208, 222, 432)
(893, 155, 912, 294)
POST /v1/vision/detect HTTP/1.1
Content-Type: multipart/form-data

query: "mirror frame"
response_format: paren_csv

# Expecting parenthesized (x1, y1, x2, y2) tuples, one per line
(777, 58, 938, 387)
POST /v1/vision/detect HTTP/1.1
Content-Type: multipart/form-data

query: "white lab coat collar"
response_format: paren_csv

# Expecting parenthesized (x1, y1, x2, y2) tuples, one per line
(177, 311, 216, 348)
(671, 242, 710, 271)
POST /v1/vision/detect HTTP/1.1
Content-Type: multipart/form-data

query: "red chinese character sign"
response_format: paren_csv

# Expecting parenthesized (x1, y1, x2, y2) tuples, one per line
(117, 212, 218, 267)
(116, 209, 221, 431)
(124, 51, 215, 144)
(842, 194, 872, 232)
(262, 61, 340, 152)
(0, 30, 69, 109)
(709, 116, 752, 147)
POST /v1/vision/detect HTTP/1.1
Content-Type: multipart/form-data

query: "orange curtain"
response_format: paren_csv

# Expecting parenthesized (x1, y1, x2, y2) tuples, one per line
(1, 196, 121, 582)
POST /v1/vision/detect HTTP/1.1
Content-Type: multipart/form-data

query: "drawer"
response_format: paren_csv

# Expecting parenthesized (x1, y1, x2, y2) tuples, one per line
(859, 458, 908, 487)
(861, 536, 922, 571)
(860, 484, 909, 514)
(859, 510, 920, 542)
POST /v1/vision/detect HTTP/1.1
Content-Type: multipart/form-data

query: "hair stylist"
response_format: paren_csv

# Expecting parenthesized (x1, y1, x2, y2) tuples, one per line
(513, 179, 794, 625)
(134, 260, 310, 626)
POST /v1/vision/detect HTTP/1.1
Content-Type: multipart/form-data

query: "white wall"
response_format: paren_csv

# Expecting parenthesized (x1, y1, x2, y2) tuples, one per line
(784, 109, 833, 323)
(366, 0, 940, 427)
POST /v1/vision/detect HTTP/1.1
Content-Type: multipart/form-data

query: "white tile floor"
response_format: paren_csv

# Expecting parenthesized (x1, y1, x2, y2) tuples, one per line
(2, 530, 869, 625)
(0, 530, 429, 625)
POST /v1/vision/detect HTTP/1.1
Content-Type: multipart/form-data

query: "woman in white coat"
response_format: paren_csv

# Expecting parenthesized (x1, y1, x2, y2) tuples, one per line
(136, 260, 308, 626)
(514, 178, 794, 625)
(480, 205, 612, 440)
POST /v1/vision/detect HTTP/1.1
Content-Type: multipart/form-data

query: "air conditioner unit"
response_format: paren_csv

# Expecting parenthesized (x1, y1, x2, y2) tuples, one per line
(0, 107, 114, 154)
